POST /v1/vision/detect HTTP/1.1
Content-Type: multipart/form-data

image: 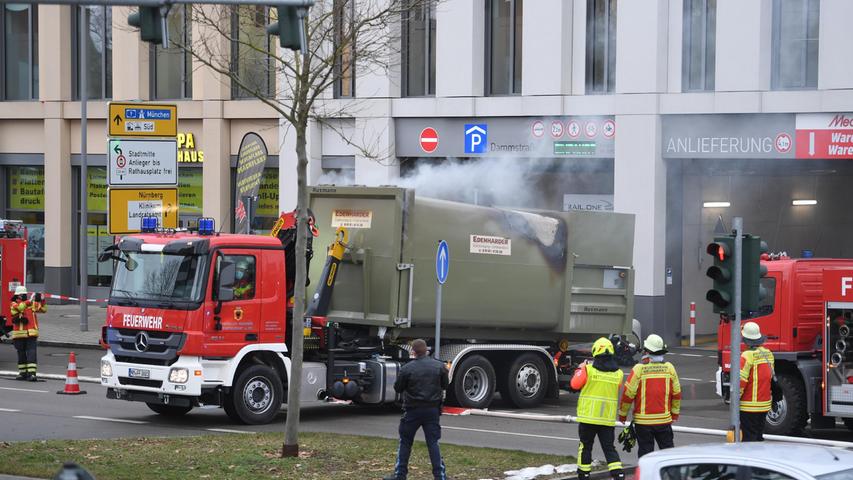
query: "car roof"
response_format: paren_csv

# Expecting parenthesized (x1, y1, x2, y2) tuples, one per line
(641, 443, 853, 476)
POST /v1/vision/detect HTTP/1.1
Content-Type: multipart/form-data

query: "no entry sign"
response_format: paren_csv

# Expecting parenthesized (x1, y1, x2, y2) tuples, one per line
(420, 127, 439, 153)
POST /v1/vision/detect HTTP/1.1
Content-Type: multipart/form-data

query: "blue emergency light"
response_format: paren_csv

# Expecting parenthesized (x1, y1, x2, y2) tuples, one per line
(198, 217, 215, 235)
(141, 217, 159, 233)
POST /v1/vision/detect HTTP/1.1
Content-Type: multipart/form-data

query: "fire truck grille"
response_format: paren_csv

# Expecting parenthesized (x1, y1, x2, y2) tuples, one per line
(118, 377, 163, 388)
(106, 328, 186, 366)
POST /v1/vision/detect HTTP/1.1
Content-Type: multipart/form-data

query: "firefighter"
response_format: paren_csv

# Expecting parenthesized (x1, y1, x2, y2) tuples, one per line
(618, 334, 681, 457)
(9, 286, 46, 382)
(739, 321, 775, 442)
(571, 337, 625, 480)
(233, 259, 255, 300)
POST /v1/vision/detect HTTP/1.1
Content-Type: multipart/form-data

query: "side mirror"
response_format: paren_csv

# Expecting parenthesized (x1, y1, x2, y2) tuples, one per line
(217, 261, 236, 302)
(125, 257, 138, 271)
(98, 245, 119, 263)
(218, 287, 234, 302)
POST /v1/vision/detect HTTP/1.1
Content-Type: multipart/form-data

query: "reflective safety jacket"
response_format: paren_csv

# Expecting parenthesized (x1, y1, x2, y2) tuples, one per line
(619, 359, 681, 425)
(10, 300, 45, 339)
(572, 363, 624, 426)
(740, 346, 774, 413)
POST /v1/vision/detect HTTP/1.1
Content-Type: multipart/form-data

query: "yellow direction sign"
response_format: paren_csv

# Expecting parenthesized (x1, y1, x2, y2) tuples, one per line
(109, 102, 177, 137)
(108, 187, 179, 234)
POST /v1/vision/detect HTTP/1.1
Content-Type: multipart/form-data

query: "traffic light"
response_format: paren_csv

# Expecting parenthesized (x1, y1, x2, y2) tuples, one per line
(267, 6, 303, 51)
(742, 235, 769, 313)
(128, 6, 168, 46)
(706, 235, 736, 313)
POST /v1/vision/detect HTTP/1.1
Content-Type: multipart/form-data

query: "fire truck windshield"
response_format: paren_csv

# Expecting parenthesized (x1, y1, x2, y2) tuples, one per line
(111, 252, 208, 306)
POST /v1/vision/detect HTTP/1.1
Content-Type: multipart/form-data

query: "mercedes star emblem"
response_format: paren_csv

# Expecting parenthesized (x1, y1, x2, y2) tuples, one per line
(134, 331, 150, 353)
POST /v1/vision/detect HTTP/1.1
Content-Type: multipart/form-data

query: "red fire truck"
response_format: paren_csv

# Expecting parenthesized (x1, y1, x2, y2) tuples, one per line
(717, 256, 853, 436)
(0, 220, 28, 340)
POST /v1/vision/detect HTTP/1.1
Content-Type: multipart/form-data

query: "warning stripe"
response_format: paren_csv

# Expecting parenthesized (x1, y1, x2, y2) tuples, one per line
(43, 293, 108, 303)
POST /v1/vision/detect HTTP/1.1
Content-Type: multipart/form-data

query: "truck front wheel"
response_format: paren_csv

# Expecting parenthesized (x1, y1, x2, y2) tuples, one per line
(225, 364, 283, 425)
(765, 373, 808, 436)
(450, 355, 496, 409)
(146, 403, 192, 417)
(504, 353, 548, 409)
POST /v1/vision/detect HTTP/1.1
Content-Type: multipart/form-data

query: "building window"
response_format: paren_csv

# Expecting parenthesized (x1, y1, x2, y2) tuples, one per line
(772, 0, 819, 90)
(485, 0, 522, 95)
(585, 0, 616, 94)
(1, 4, 39, 101)
(333, 0, 355, 98)
(232, 5, 275, 99)
(152, 5, 192, 99)
(682, 0, 715, 92)
(401, 0, 435, 97)
(5, 166, 45, 284)
(72, 6, 112, 100)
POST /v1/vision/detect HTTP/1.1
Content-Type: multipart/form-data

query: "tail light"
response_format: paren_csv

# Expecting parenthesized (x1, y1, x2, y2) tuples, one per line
(634, 465, 640, 480)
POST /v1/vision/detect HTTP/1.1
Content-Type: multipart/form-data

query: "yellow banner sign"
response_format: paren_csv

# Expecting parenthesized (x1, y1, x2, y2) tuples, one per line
(108, 187, 179, 234)
(109, 102, 177, 137)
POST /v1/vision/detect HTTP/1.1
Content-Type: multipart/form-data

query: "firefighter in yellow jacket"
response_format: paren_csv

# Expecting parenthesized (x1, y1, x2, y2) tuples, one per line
(618, 334, 681, 457)
(570, 337, 625, 480)
(10, 286, 46, 381)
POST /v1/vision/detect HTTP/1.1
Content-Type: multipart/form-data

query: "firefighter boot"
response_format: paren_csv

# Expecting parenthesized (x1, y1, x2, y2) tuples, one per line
(15, 372, 29, 381)
(610, 470, 625, 480)
(577, 470, 591, 480)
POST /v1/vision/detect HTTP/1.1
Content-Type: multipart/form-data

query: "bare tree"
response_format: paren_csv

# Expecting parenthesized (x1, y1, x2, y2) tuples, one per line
(173, 0, 426, 457)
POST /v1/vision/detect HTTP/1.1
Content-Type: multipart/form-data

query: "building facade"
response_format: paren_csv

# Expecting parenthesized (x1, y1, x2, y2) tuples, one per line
(3, 0, 853, 343)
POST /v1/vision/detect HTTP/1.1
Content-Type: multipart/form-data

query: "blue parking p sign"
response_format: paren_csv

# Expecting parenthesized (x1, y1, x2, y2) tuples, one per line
(464, 124, 488, 154)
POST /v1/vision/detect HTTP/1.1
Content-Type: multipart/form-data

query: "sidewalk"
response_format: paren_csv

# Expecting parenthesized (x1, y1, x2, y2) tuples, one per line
(31, 303, 105, 349)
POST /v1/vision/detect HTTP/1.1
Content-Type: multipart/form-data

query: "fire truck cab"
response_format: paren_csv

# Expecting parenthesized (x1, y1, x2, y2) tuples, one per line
(0, 220, 27, 339)
(717, 257, 853, 436)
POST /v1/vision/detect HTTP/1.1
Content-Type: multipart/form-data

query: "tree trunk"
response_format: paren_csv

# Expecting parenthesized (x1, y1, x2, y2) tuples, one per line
(282, 122, 309, 457)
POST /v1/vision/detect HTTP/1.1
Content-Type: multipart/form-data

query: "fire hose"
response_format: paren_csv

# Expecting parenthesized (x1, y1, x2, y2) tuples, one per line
(455, 409, 853, 449)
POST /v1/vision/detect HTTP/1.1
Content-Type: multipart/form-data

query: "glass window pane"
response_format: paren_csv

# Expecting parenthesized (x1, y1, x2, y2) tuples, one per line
(4, 4, 32, 100)
(334, 0, 354, 98)
(489, 0, 511, 95)
(31, 6, 38, 98)
(105, 7, 112, 98)
(85, 7, 105, 99)
(705, 0, 716, 90)
(805, 0, 819, 87)
(661, 464, 739, 480)
(428, 4, 436, 95)
(606, 0, 616, 92)
(746, 467, 797, 480)
(513, 0, 523, 94)
(155, 5, 186, 99)
(235, 5, 273, 98)
(688, 0, 704, 89)
(184, 6, 192, 98)
(777, 0, 807, 88)
(6, 166, 45, 284)
(404, 2, 426, 96)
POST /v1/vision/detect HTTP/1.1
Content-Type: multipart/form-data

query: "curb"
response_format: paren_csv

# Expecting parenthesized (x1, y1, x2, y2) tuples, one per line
(37, 340, 103, 351)
(0, 370, 102, 384)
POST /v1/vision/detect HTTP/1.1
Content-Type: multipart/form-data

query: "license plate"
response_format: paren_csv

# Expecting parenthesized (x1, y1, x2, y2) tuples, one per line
(128, 368, 150, 379)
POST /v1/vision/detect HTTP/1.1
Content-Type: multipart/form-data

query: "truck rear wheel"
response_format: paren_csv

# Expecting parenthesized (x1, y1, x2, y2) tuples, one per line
(450, 355, 496, 409)
(226, 364, 283, 425)
(146, 403, 192, 417)
(765, 373, 808, 436)
(504, 353, 548, 409)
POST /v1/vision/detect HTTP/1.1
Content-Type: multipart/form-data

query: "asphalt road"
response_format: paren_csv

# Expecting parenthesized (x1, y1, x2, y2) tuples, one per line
(1, 344, 851, 471)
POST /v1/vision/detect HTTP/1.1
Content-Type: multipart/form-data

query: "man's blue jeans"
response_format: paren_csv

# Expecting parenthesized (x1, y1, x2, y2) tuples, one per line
(394, 406, 446, 479)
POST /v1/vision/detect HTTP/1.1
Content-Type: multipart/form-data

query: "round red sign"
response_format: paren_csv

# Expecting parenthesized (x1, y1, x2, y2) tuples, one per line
(420, 127, 439, 153)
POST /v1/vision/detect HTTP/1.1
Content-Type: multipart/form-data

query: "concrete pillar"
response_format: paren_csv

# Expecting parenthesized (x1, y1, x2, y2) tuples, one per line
(818, 0, 853, 90)
(570, 0, 587, 95)
(43, 113, 73, 295)
(112, 6, 150, 100)
(435, 0, 485, 97)
(521, 0, 572, 96)
(354, 117, 397, 186)
(615, 0, 669, 93)
(614, 115, 669, 342)
(715, 0, 772, 91)
(666, 0, 684, 94)
(38, 5, 72, 101)
(202, 105, 231, 231)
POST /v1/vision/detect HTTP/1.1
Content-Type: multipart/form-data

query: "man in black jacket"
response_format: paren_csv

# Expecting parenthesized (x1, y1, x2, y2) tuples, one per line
(384, 339, 449, 480)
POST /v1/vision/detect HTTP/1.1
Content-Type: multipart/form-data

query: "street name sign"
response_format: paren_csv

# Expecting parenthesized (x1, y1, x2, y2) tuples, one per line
(108, 187, 179, 234)
(109, 102, 178, 137)
(108, 138, 178, 186)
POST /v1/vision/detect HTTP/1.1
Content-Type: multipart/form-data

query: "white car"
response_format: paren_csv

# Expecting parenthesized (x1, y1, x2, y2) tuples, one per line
(636, 443, 853, 480)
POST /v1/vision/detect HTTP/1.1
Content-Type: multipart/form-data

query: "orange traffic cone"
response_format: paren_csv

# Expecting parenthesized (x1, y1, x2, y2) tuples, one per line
(57, 352, 87, 395)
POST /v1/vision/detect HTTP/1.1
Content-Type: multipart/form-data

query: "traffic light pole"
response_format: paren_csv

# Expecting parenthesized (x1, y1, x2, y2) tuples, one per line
(730, 216, 743, 442)
(79, 5, 89, 332)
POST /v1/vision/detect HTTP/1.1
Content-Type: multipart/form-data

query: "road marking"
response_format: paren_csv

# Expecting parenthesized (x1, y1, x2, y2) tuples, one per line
(0, 408, 21, 412)
(0, 386, 49, 393)
(73, 415, 149, 425)
(444, 425, 579, 442)
(0, 371, 101, 384)
(677, 353, 703, 357)
(681, 377, 705, 382)
(206, 428, 255, 434)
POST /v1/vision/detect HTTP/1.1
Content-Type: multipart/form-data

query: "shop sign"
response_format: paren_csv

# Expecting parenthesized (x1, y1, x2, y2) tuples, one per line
(178, 169, 203, 215)
(796, 113, 853, 159)
(234, 133, 268, 233)
(8, 167, 44, 210)
(88, 168, 108, 212)
(177, 132, 204, 163)
(562, 194, 614, 212)
(662, 114, 796, 159)
(395, 117, 616, 158)
(256, 170, 279, 217)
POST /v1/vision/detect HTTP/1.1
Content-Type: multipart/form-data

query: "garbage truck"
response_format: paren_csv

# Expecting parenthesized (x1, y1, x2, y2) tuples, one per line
(98, 186, 637, 424)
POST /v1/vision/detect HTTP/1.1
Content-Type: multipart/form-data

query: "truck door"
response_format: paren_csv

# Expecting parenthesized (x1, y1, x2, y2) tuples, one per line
(747, 274, 782, 351)
(208, 250, 262, 355)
